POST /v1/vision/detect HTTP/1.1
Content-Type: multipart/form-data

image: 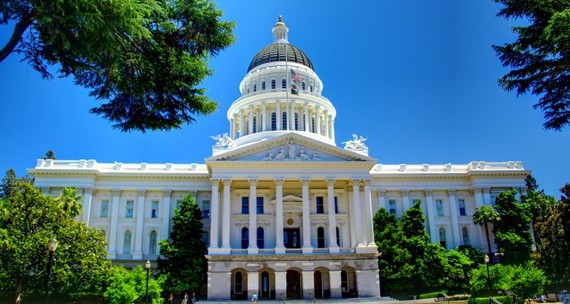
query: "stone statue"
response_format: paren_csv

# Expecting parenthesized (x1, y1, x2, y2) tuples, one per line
(211, 133, 235, 150)
(342, 133, 367, 150)
(287, 140, 296, 159)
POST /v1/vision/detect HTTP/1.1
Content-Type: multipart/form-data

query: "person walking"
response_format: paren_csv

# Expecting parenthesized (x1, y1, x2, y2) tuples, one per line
(182, 292, 188, 304)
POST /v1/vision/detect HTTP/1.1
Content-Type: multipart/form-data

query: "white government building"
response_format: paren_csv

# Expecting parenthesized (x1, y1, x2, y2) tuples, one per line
(30, 17, 528, 301)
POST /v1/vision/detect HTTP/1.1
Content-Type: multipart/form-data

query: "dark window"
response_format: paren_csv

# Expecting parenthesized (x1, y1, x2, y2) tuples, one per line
(262, 81, 266, 90)
(341, 270, 348, 292)
(202, 200, 210, 218)
(316, 196, 324, 214)
(253, 84, 257, 92)
(241, 197, 249, 214)
(235, 272, 243, 293)
(241, 227, 248, 249)
(256, 197, 264, 214)
(388, 200, 396, 215)
(282, 112, 287, 130)
(294, 113, 299, 130)
(281, 79, 286, 89)
(271, 79, 276, 89)
(302, 82, 306, 90)
(459, 199, 466, 216)
(257, 227, 264, 248)
(271, 112, 277, 130)
(253, 117, 257, 133)
(334, 196, 339, 214)
(336, 227, 340, 246)
(317, 227, 325, 248)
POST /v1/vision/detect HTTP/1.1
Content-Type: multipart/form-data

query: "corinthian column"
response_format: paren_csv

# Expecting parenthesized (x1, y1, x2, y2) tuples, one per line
(301, 178, 313, 253)
(275, 178, 285, 254)
(248, 178, 258, 254)
(351, 179, 363, 247)
(209, 179, 220, 252)
(221, 179, 232, 252)
(327, 178, 339, 253)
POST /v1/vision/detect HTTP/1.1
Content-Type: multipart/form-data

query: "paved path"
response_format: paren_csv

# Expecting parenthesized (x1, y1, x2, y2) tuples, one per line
(197, 297, 439, 304)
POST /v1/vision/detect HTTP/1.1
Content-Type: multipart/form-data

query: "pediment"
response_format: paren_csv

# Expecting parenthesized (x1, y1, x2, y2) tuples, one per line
(206, 133, 376, 163)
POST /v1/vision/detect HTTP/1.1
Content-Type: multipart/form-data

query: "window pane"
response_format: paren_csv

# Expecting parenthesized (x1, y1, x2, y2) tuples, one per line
(202, 200, 210, 218)
(256, 197, 264, 214)
(316, 197, 324, 214)
(126, 201, 134, 218)
(242, 197, 249, 214)
(101, 200, 109, 218)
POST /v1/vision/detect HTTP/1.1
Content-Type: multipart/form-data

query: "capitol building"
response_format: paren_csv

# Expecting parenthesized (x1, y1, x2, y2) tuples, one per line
(30, 17, 528, 301)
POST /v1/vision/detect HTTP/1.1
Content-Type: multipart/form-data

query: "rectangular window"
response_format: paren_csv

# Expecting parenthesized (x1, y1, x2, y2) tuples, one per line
(202, 200, 210, 218)
(176, 200, 181, 210)
(388, 200, 396, 215)
(126, 200, 134, 218)
(151, 200, 159, 218)
(100, 200, 109, 218)
(256, 197, 264, 214)
(316, 196, 324, 214)
(241, 197, 249, 214)
(334, 196, 339, 214)
(458, 199, 466, 216)
(436, 199, 444, 216)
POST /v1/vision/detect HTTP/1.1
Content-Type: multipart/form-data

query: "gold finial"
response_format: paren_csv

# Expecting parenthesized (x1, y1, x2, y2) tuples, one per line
(275, 15, 285, 26)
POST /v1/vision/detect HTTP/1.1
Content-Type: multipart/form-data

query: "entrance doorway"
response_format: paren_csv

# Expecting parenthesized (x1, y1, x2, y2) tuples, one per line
(283, 228, 300, 248)
(286, 270, 302, 299)
(314, 270, 323, 299)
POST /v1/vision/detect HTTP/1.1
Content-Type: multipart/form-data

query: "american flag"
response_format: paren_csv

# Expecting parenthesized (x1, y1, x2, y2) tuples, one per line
(290, 69, 303, 95)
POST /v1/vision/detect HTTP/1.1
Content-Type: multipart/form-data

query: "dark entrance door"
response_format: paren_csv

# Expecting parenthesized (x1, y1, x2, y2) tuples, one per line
(261, 271, 270, 299)
(283, 228, 300, 248)
(286, 270, 301, 299)
(314, 270, 323, 299)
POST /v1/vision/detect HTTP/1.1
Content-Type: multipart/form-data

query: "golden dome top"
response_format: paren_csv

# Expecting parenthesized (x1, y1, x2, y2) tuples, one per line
(274, 15, 285, 27)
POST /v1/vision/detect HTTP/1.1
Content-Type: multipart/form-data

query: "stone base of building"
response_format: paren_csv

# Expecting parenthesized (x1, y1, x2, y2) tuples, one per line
(206, 253, 380, 301)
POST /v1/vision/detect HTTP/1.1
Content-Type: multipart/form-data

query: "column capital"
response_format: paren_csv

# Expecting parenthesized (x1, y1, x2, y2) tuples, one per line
(137, 189, 147, 196)
(222, 179, 232, 187)
(210, 178, 220, 186)
(325, 178, 335, 187)
(83, 187, 94, 195)
(163, 189, 172, 196)
(377, 189, 387, 196)
(112, 189, 121, 196)
(351, 178, 360, 187)
(401, 189, 410, 196)
(248, 178, 259, 186)
(482, 186, 490, 192)
(274, 178, 285, 187)
(362, 178, 372, 187)
(448, 189, 457, 196)
(425, 189, 434, 196)
(300, 178, 310, 187)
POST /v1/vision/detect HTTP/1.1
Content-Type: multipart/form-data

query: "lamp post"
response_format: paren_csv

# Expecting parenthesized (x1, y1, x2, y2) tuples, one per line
(145, 260, 151, 304)
(485, 254, 491, 304)
(46, 238, 58, 304)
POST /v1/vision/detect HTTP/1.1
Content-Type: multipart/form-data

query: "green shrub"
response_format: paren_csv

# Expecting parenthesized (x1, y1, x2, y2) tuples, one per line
(468, 296, 513, 304)
(420, 291, 446, 299)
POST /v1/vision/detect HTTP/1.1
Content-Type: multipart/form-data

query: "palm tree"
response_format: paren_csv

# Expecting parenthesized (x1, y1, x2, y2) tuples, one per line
(56, 187, 82, 217)
(473, 204, 500, 255)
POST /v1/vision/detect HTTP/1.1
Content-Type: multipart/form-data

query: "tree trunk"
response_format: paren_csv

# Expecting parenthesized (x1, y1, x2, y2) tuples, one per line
(0, 10, 37, 63)
(484, 222, 492, 256)
(13, 278, 23, 304)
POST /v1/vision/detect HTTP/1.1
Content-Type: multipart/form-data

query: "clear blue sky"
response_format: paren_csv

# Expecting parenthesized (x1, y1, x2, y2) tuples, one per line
(0, 1, 568, 197)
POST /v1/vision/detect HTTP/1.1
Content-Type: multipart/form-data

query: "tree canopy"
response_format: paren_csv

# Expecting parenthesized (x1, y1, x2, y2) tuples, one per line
(493, 0, 570, 131)
(0, 0, 235, 132)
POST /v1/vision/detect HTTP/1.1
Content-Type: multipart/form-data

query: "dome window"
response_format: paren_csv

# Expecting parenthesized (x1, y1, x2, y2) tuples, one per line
(310, 85, 313, 93)
(281, 79, 286, 89)
(254, 84, 257, 92)
(271, 79, 276, 89)
(262, 81, 266, 90)
(302, 82, 306, 91)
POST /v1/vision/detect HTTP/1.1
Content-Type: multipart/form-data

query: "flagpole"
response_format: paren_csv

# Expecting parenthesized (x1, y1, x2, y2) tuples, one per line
(285, 42, 289, 131)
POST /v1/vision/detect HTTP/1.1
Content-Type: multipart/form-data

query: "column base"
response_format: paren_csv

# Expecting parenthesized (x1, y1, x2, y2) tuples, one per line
(355, 246, 378, 254)
(328, 246, 340, 254)
(208, 247, 232, 255)
(248, 247, 259, 255)
(302, 246, 313, 254)
(275, 247, 286, 254)
(107, 252, 117, 260)
(132, 252, 143, 260)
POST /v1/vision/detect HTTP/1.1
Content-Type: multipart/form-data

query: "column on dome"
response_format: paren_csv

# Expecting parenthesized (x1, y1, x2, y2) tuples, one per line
(248, 178, 259, 254)
(162, 190, 172, 241)
(239, 109, 245, 138)
(315, 107, 321, 135)
(82, 188, 94, 226)
(108, 189, 121, 259)
(402, 189, 411, 210)
(351, 179, 363, 247)
(448, 189, 461, 247)
(288, 101, 293, 130)
(262, 102, 267, 131)
(363, 179, 374, 246)
(248, 105, 254, 134)
(221, 179, 232, 251)
(276, 102, 282, 131)
(133, 189, 146, 259)
(275, 178, 285, 254)
(326, 178, 339, 253)
(323, 110, 328, 137)
(209, 179, 220, 250)
(303, 102, 309, 132)
(330, 118, 335, 141)
(425, 190, 437, 244)
(301, 178, 313, 253)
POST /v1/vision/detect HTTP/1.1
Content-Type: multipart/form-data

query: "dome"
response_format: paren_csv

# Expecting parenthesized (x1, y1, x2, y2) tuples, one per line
(247, 42, 314, 72)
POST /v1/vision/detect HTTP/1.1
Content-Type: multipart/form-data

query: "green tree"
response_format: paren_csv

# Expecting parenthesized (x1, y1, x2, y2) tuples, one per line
(492, 0, 570, 131)
(493, 190, 533, 265)
(534, 183, 570, 283)
(0, 168, 17, 199)
(43, 150, 56, 160)
(0, 177, 110, 303)
(104, 266, 163, 304)
(1, 0, 235, 132)
(157, 194, 207, 293)
(55, 187, 82, 218)
(521, 189, 556, 253)
(473, 205, 500, 256)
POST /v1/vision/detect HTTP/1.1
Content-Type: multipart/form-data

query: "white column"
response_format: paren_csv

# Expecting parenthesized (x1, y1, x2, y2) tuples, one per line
(275, 271, 287, 300)
(303, 103, 309, 132)
(247, 270, 259, 300)
(363, 179, 375, 246)
(425, 190, 437, 244)
(209, 179, 220, 251)
(315, 106, 321, 135)
(323, 111, 329, 137)
(348, 187, 356, 247)
(402, 189, 411, 210)
(248, 105, 254, 134)
(378, 189, 387, 210)
(82, 188, 94, 227)
(330, 118, 335, 141)
(483, 187, 491, 205)
(276, 102, 282, 130)
(329, 270, 342, 298)
(326, 178, 339, 253)
(301, 178, 313, 254)
(161, 190, 172, 241)
(248, 178, 258, 254)
(288, 102, 293, 130)
(275, 179, 285, 254)
(473, 187, 484, 208)
(239, 109, 245, 137)
(262, 102, 267, 131)
(221, 179, 232, 251)
(133, 189, 146, 259)
(448, 189, 461, 247)
(108, 189, 121, 259)
(302, 270, 315, 300)
(351, 179, 363, 247)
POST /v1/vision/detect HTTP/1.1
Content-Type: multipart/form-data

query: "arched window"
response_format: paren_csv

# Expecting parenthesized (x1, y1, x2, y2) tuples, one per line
(271, 79, 276, 89)
(235, 271, 244, 294)
(257, 227, 264, 249)
(271, 112, 277, 130)
(317, 227, 325, 248)
(281, 79, 286, 89)
(149, 230, 157, 254)
(302, 114, 306, 131)
(336, 227, 340, 247)
(439, 227, 447, 249)
(302, 82, 306, 91)
(294, 113, 299, 130)
(311, 118, 316, 133)
(261, 81, 266, 90)
(341, 270, 349, 292)
(310, 84, 313, 92)
(282, 112, 287, 130)
(123, 230, 131, 254)
(253, 84, 257, 92)
(462, 227, 470, 245)
(241, 227, 249, 249)
(253, 117, 257, 133)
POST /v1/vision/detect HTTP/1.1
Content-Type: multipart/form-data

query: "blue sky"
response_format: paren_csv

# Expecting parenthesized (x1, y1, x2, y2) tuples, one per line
(0, 1, 568, 197)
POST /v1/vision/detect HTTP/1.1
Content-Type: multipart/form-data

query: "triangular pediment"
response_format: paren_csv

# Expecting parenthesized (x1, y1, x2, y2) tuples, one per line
(205, 133, 376, 163)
